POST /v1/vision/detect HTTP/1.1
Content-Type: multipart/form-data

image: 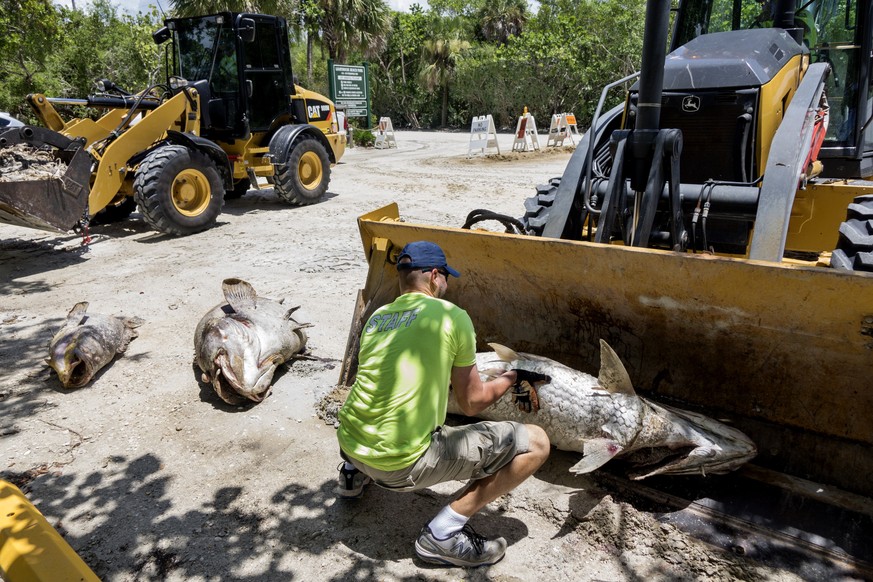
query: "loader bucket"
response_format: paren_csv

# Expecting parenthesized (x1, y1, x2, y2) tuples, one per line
(342, 203, 873, 497)
(0, 126, 91, 232)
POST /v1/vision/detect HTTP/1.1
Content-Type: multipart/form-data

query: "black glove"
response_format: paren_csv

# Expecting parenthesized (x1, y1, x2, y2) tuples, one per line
(513, 369, 551, 386)
(510, 369, 550, 413)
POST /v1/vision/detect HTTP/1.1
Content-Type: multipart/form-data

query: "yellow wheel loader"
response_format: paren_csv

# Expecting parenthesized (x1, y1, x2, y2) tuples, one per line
(343, 0, 873, 500)
(0, 12, 345, 236)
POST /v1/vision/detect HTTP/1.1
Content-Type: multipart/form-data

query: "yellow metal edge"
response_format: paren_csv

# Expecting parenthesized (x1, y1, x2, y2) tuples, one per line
(348, 203, 873, 496)
(0, 480, 100, 582)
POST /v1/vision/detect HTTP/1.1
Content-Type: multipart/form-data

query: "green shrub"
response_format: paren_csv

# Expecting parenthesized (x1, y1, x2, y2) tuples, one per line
(353, 127, 376, 147)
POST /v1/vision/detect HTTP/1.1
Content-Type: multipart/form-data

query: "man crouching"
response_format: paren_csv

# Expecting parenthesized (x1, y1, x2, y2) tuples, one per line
(336, 240, 550, 567)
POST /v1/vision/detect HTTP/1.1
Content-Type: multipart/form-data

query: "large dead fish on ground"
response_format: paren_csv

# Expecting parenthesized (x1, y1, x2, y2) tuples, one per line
(46, 302, 143, 388)
(194, 278, 311, 405)
(447, 340, 757, 479)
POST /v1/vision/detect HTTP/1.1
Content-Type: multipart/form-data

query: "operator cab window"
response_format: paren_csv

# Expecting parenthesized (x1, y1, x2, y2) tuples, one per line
(674, 0, 862, 147)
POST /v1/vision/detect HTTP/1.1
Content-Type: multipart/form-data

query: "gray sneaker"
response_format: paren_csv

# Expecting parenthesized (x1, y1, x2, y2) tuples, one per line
(414, 524, 507, 567)
(336, 463, 370, 498)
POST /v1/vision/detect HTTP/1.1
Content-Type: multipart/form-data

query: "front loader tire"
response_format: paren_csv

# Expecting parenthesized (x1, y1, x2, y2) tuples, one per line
(522, 177, 562, 235)
(272, 134, 330, 205)
(831, 195, 873, 271)
(134, 145, 224, 236)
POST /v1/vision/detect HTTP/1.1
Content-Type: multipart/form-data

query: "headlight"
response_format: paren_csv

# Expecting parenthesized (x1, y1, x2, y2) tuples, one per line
(169, 76, 189, 90)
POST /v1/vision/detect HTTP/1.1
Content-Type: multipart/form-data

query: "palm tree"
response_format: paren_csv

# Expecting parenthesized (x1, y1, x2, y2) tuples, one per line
(319, 0, 392, 64)
(478, 0, 527, 45)
(420, 32, 470, 127)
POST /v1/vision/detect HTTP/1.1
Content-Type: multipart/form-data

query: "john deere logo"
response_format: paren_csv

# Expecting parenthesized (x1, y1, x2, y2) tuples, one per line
(681, 95, 701, 113)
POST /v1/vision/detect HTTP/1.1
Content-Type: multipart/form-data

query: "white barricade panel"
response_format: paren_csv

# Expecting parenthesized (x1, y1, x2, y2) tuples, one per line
(512, 112, 540, 152)
(468, 114, 500, 156)
(546, 113, 580, 148)
(374, 117, 397, 149)
(546, 113, 565, 147)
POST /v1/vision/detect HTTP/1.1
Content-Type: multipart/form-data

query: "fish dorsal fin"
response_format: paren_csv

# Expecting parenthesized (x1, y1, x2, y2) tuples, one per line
(597, 339, 635, 396)
(66, 302, 89, 325)
(487, 343, 520, 363)
(284, 305, 301, 320)
(222, 278, 257, 310)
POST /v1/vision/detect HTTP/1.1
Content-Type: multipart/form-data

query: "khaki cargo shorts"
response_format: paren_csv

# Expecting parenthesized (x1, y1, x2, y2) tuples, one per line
(348, 421, 529, 492)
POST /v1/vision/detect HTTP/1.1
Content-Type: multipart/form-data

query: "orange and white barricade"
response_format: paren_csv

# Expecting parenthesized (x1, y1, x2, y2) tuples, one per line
(374, 117, 397, 149)
(512, 108, 540, 152)
(546, 113, 579, 147)
(546, 112, 581, 147)
(468, 114, 500, 156)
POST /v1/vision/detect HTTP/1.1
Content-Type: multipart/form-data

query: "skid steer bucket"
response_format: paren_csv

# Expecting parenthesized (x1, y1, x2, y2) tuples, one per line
(342, 203, 873, 498)
(0, 126, 91, 232)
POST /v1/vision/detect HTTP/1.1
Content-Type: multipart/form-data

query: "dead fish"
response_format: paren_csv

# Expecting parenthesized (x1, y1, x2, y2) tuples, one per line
(447, 340, 757, 479)
(46, 302, 143, 388)
(194, 278, 311, 405)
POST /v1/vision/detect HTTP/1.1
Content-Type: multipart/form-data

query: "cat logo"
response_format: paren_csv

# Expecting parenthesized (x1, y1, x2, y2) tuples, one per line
(308, 104, 327, 120)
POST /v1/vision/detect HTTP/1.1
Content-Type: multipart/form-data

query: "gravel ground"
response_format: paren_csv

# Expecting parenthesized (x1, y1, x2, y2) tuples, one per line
(1, 131, 813, 581)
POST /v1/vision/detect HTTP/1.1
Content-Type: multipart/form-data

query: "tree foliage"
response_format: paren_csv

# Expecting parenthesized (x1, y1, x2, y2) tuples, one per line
(0, 0, 162, 122)
(0, 0, 646, 132)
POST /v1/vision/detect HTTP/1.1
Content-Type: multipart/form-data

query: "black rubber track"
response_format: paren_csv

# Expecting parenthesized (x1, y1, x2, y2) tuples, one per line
(271, 134, 330, 205)
(831, 195, 873, 271)
(133, 144, 224, 236)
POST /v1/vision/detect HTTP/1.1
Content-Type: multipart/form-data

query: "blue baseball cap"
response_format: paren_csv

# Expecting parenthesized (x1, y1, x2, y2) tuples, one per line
(396, 241, 460, 277)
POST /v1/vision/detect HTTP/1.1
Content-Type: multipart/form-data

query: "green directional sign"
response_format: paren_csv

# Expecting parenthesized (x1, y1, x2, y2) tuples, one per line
(329, 61, 371, 128)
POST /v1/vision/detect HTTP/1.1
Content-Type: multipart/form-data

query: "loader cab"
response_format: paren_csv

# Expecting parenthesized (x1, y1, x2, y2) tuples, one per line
(160, 13, 296, 140)
(671, 0, 873, 178)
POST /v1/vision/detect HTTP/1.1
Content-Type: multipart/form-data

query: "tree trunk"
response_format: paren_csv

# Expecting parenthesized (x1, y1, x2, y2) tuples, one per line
(306, 33, 313, 86)
(441, 83, 448, 128)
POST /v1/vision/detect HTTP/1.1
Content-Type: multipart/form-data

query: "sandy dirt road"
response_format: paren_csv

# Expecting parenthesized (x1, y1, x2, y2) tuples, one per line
(1, 131, 813, 581)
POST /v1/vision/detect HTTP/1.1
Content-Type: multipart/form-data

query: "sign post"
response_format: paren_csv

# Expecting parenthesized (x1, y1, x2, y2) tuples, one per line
(329, 61, 371, 128)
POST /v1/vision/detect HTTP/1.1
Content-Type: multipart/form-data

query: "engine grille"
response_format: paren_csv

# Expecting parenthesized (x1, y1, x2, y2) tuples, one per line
(630, 89, 759, 184)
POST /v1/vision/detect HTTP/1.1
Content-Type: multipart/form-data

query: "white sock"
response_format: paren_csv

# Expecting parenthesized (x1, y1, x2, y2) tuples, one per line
(343, 461, 357, 471)
(428, 505, 469, 539)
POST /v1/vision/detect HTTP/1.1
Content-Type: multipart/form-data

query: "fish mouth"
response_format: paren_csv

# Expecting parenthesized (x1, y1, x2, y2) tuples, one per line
(210, 352, 274, 405)
(52, 356, 93, 389)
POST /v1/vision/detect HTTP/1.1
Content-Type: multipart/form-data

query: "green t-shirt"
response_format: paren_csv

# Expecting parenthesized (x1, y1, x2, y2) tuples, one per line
(337, 292, 477, 471)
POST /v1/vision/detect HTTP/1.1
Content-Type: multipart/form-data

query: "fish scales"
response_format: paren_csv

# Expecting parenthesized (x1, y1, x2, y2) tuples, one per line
(455, 353, 644, 452)
(194, 278, 310, 405)
(47, 302, 143, 388)
(447, 341, 757, 479)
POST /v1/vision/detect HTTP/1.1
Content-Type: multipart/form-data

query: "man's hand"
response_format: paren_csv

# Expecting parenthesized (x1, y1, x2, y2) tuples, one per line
(510, 369, 551, 413)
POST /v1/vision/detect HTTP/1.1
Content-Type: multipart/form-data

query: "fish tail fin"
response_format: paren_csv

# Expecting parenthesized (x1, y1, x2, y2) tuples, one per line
(124, 317, 145, 340)
(569, 438, 624, 474)
(488, 343, 520, 363)
(597, 340, 636, 396)
(117, 316, 145, 352)
(222, 278, 258, 310)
